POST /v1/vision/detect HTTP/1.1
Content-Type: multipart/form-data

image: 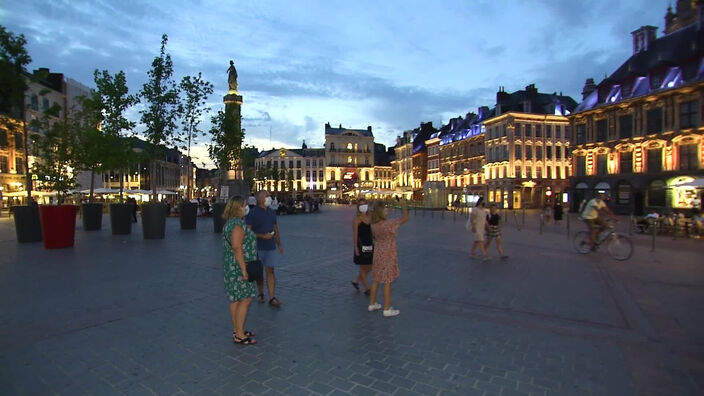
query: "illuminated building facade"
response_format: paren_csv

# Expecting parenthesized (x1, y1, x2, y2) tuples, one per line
(372, 143, 394, 199)
(436, 110, 491, 206)
(254, 143, 326, 197)
(485, 85, 576, 208)
(568, 3, 704, 214)
(393, 130, 414, 199)
(325, 123, 374, 199)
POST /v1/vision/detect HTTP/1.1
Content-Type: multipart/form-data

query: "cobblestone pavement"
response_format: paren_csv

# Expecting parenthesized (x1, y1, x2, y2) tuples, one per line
(0, 205, 702, 395)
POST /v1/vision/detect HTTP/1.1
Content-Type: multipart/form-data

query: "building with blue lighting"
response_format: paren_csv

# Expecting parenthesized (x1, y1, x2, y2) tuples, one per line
(568, 1, 704, 214)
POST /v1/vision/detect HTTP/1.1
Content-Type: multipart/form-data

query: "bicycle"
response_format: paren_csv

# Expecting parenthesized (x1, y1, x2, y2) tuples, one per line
(573, 218, 634, 261)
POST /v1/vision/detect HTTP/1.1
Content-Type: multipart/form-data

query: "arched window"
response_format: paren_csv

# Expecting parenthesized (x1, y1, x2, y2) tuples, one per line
(347, 143, 353, 151)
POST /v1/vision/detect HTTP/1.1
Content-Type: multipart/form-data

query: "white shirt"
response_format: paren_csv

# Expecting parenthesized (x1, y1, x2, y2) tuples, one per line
(470, 207, 488, 230)
(582, 198, 606, 220)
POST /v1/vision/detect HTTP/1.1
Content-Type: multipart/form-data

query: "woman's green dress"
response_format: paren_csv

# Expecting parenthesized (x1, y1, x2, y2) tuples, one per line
(223, 217, 258, 301)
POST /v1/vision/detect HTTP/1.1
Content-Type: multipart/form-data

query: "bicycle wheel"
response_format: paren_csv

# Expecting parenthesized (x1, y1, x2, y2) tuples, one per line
(607, 234, 633, 261)
(573, 231, 591, 254)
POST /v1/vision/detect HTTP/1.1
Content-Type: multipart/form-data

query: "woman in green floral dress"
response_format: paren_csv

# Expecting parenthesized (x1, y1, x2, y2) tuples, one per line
(223, 196, 258, 345)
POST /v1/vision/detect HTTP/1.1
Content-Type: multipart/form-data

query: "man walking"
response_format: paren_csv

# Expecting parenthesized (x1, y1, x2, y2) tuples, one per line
(247, 190, 284, 307)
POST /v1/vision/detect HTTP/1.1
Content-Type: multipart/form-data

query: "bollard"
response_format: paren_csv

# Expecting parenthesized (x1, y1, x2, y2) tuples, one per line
(651, 219, 656, 252)
(453, 209, 456, 222)
(629, 214, 633, 236)
(522, 208, 526, 225)
(566, 213, 571, 239)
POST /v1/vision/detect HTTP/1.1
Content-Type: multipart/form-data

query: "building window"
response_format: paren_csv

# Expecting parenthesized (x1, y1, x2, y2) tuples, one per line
(620, 151, 633, 174)
(306, 159, 310, 167)
(296, 170, 301, 178)
(319, 170, 323, 180)
(619, 115, 633, 139)
(597, 154, 608, 176)
(0, 156, 8, 173)
(556, 146, 563, 159)
(596, 119, 607, 142)
(647, 148, 662, 173)
(679, 143, 699, 170)
(546, 145, 553, 159)
(515, 166, 521, 178)
(42, 98, 49, 112)
(30, 94, 38, 111)
(14, 157, 24, 173)
(546, 125, 552, 138)
(515, 123, 522, 138)
(535, 125, 542, 138)
(536, 167, 542, 179)
(330, 171, 335, 180)
(536, 146, 543, 160)
(14, 132, 23, 149)
(679, 100, 698, 129)
(617, 181, 632, 205)
(296, 160, 301, 168)
(647, 180, 666, 207)
(525, 124, 532, 137)
(576, 124, 586, 145)
(646, 108, 663, 134)
(0, 129, 7, 148)
(555, 125, 562, 139)
(514, 145, 522, 159)
(526, 166, 532, 178)
(546, 166, 552, 178)
(347, 156, 352, 164)
(311, 171, 317, 181)
(576, 156, 586, 176)
(525, 145, 532, 159)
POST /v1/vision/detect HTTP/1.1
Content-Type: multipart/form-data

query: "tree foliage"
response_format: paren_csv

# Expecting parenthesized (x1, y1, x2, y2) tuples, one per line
(207, 107, 244, 172)
(179, 72, 213, 198)
(139, 34, 181, 200)
(30, 103, 78, 204)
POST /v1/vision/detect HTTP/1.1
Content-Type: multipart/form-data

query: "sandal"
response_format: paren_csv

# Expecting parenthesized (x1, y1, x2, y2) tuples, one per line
(233, 330, 256, 337)
(351, 281, 360, 291)
(257, 294, 265, 303)
(269, 297, 282, 308)
(233, 335, 257, 345)
(364, 289, 371, 296)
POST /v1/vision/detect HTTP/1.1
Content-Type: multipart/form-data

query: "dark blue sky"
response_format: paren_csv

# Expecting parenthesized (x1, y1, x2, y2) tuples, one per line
(2, 0, 667, 167)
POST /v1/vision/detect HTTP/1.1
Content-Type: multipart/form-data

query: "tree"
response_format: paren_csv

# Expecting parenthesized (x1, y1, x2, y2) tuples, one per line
(30, 103, 78, 204)
(207, 108, 244, 177)
(91, 69, 139, 202)
(179, 72, 213, 199)
(240, 144, 258, 191)
(0, 26, 32, 200)
(286, 169, 294, 194)
(72, 93, 108, 203)
(139, 34, 181, 202)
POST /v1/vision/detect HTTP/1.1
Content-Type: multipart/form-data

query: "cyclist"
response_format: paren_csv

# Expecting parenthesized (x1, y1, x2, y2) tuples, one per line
(581, 191, 617, 250)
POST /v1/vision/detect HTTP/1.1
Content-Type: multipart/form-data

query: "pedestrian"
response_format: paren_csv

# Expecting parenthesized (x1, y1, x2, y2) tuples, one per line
(485, 204, 508, 259)
(130, 197, 138, 222)
(553, 200, 564, 226)
(222, 195, 258, 345)
(368, 199, 409, 317)
(247, 194, 256, 209)
(246, 190, 284, 308)
(351, 198, 373, 295)
(469, 197, 490, 261)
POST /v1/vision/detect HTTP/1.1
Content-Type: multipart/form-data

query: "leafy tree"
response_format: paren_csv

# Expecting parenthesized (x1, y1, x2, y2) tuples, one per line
(179, 73, 212, 199)
(30, 103, 78, 204)
(72, 93, 107, 203)
(91, 69, 139, 202)
(207, 107, 244, 178)
(139, 34, 181, 202)
(240, 144, 258, 190)
(286, 169, 294, 194)
(0, 26, 32, 199)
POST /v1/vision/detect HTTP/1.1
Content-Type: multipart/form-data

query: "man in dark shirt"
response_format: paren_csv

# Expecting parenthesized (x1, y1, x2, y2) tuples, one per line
(246, 190, 284, 307)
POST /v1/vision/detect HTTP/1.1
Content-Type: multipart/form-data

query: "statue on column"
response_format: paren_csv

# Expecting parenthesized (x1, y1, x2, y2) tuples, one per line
(227, 60, 238, 92)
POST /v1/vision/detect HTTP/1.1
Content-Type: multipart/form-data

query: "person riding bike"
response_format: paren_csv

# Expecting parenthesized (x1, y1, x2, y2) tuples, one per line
(581, 191, 617, 250)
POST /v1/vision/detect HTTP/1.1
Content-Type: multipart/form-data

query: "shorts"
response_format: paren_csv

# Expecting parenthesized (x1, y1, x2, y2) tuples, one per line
(584, 217, 605, 231)
(258, 249, 280, 268)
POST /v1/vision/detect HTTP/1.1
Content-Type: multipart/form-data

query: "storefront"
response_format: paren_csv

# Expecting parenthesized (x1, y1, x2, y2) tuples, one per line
(669, 176, 704, 210)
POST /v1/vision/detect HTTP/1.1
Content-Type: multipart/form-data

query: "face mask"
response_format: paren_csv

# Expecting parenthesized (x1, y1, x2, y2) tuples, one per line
(244, 205, 250, 216)
(264, 196, 272, 207)
(358, 204, 368, 213)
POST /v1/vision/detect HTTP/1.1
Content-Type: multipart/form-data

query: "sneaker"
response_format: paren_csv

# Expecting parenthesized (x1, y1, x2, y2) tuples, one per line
(383, 308, 400, 317)
(368, 303, 382, 312)
(482, 256, 491, 262)
(500, 255, 509, 260)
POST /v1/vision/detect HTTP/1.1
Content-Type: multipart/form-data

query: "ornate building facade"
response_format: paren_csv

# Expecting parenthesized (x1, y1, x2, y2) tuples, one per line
(568, 3, 704, 214)
(254, 143, 326, 197)
(485, 85, 576, 209)
(325, 123, 375, 199)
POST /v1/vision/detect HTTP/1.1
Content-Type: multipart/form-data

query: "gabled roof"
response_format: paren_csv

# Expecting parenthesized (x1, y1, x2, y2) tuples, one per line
(324, 122, 373, 137)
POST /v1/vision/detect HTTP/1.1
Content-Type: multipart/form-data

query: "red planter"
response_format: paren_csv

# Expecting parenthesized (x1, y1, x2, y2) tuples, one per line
(39, 205, 77, 249)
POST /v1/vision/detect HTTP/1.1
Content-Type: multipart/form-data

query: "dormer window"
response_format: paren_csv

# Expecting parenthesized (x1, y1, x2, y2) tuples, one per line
(650, 73, 662, 90)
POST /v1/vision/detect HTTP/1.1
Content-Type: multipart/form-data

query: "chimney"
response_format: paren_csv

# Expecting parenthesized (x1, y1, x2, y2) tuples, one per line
(631, 26, 657, 54)
(582, 78, 597, 100)
(525, 84, 538, 98)
(496, 86, 510, 115)
(339, 123, 342, 129)
(367, 125, 372, 132)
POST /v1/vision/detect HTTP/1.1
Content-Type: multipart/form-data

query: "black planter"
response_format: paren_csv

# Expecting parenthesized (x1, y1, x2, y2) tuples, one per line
(179, 201, 197, 230)
(110, 203, 132, 235)
(81, 203, 104, 231)
(142, 202, 166, 239)
(13, 205, 42, 243)
(212, 202, 226, 233)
